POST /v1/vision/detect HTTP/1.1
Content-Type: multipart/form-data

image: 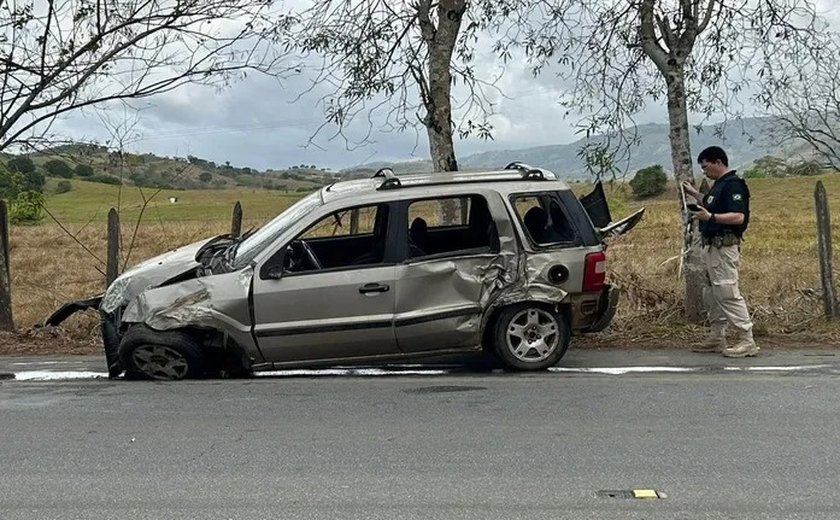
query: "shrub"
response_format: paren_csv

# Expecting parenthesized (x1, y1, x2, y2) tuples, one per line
(743, 167, 766, 179)
(7, 156, 35, 175)
(75, 164, 94, 177)
(55, 180, 73, 194)
(90, 174, 122, 185)
(45, 159, 73, 178)
(786, 160, 821, 177)
(0, 167, 22, 198)
(754, 155, 788, 177)
(23, 170, 45, 192)
(629, 165, 667, 198)
(9, 191, 45, 224)
(6, 157, 44, 192)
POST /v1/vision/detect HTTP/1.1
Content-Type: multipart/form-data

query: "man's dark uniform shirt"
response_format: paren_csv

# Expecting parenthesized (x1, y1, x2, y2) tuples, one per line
(701, 171, 750, 240)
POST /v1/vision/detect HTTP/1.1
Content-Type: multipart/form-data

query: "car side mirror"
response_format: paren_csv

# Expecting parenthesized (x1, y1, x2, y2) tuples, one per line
(260, 248, 286, 280)
(263, 265, 284, 280)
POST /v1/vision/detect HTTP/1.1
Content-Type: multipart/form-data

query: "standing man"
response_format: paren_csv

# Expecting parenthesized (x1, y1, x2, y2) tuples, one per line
(682, 146, 758, 358)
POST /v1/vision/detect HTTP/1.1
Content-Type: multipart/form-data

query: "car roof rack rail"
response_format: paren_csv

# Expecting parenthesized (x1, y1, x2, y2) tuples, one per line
(504, 162, 550, 180)
(373, 167, 402, 190)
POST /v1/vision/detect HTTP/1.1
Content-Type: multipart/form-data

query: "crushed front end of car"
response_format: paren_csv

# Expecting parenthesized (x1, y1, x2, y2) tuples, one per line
(46, 234, 251, 378)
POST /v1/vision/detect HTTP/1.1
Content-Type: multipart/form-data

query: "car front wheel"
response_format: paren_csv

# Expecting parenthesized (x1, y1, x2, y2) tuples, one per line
(118, 326, 206, 381)
(492, 304, 570, 371)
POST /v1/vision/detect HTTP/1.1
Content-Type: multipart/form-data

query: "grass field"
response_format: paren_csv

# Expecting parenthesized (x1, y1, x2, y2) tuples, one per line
(7, 174, 840, 354)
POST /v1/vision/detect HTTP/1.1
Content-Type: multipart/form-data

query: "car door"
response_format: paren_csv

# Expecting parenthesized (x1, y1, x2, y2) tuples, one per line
(251, 202, 399, 363)
(393, 193, 507, 353)
(579, 180, 645, 238)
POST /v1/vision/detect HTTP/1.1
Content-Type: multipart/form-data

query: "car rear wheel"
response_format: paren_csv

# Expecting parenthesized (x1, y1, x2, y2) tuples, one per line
(492, 304, 570, 371)
(118, 326, 206, 381)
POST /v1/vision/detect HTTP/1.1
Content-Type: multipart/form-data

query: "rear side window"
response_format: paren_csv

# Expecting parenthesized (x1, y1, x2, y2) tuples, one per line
(407, 195, 499, 259)
(407, 197, 470, 227)
(511, 192, 579, 246)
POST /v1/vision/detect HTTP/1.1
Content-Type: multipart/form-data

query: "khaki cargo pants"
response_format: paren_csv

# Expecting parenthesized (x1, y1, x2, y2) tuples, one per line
(703, 245, 753, 333)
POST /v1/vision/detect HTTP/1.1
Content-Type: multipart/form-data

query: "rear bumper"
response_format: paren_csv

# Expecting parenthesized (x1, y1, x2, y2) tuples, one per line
(569, 284, 619, 333)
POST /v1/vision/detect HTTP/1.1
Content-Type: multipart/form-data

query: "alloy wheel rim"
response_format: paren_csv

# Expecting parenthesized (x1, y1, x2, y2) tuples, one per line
(505, 308, 560, 363)
(132, 345, 189, 380)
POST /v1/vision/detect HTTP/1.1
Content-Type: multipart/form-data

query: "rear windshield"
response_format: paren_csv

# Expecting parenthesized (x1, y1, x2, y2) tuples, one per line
(510, 192, 580, 247)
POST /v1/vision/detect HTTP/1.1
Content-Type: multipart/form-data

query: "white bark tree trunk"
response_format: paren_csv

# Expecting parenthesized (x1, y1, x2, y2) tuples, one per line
(666, 70, 706, 322)
(638, 0, 706, 322)
(418, 0, 464, 173)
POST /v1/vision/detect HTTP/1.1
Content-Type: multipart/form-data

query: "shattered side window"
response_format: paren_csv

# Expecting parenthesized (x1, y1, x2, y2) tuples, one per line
(511, 192, 578, 246)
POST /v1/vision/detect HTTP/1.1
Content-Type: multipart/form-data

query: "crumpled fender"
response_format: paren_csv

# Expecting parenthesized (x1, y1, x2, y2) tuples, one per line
(479, 249, 569, 322)
(122, 267, 254, 334)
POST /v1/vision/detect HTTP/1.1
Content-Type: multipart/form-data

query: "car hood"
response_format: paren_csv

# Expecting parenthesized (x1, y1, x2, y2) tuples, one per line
(100, 237, 214, 314)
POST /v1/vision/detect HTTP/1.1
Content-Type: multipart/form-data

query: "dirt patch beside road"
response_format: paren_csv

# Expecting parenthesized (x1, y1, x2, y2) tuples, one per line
(0, 328, 101, 356)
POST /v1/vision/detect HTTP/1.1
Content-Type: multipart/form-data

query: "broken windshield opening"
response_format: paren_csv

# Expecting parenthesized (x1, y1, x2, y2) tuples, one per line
(231, 191, 323, 269)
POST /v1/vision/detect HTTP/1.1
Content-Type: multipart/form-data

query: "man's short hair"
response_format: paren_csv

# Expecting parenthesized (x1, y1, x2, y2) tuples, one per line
(697, 146, 729, 167)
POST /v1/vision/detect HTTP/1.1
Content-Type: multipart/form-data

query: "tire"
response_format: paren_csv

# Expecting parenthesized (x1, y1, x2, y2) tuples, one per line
(118, 325, 207, 381)
(491, 303, 570, 371)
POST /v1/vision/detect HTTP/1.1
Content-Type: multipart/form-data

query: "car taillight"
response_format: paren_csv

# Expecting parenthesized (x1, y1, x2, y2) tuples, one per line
(583, 251, 607, 292)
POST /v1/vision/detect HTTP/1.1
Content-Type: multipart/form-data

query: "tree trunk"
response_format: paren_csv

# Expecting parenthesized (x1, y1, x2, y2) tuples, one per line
(423, 0, 464, 173)
(666, 70, 706, 323)
(419, 0, 464, 223)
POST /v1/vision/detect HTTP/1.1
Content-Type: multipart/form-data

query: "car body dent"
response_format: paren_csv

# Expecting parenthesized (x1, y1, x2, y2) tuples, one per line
(394, 253, 511, 352)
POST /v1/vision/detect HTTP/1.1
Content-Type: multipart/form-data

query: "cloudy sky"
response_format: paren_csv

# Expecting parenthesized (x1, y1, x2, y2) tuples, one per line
(48, 0, 839, 172)
(55, 54, 610, 172)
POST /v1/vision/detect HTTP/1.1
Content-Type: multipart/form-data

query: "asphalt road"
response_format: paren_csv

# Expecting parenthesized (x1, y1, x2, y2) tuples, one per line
(2, 357, 840, 519)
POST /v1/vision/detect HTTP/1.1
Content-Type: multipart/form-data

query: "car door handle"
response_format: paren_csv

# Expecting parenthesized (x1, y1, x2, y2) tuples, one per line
(359, 283, 390, 295)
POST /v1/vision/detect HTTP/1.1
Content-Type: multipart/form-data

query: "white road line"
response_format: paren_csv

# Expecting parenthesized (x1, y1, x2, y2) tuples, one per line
(550, 367, 698, 375)
(10, 361, 89, 366)
(13, 371, 109, 381)
(256, 369, 449, 377)
(723, 365, 833, 371)
(5, 364, 836, 381)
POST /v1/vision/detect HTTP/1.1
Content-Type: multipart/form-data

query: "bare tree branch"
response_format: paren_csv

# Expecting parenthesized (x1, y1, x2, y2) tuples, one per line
(0, 0, 295, 152)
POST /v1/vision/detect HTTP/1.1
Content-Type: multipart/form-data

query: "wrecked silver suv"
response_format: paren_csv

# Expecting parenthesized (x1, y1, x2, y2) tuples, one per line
(47, 164, 643, 380)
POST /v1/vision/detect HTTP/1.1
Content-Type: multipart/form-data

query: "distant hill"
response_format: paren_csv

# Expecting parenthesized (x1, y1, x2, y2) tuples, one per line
(343, 117, 819, 179)
(340, 159, 434, 178)
(5, 116, 823, 192)
(8, 144, 338, 192)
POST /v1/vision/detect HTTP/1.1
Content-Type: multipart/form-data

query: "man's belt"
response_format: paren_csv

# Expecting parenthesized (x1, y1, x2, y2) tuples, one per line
(702, 234, 741, 248)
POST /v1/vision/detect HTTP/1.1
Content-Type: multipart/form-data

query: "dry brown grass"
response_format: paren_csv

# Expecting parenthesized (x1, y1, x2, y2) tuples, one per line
(600, 174, 840, 344)
(4, 174, 840, 355)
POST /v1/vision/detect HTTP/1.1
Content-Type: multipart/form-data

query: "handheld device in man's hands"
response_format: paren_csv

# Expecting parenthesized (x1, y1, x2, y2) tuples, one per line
(686, 203, 701, 212)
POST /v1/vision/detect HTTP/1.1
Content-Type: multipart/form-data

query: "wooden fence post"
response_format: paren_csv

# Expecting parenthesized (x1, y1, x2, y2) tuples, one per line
(106, 208, 120, 288)
(231, 201, 243, 238)
(0, 201, 13, 331)
(814, 181, 838, 318)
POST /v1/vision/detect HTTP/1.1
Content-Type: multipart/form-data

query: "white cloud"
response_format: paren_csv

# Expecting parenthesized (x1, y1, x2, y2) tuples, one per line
(44, 1, 839, 171)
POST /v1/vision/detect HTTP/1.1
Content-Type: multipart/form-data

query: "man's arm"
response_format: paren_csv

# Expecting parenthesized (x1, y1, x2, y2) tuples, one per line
(707, 212, 745, 225)
(692, 181, 748, 224)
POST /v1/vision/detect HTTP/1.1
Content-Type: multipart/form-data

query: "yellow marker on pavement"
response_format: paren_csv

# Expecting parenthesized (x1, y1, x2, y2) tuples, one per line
(633, 489, 659, 499)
